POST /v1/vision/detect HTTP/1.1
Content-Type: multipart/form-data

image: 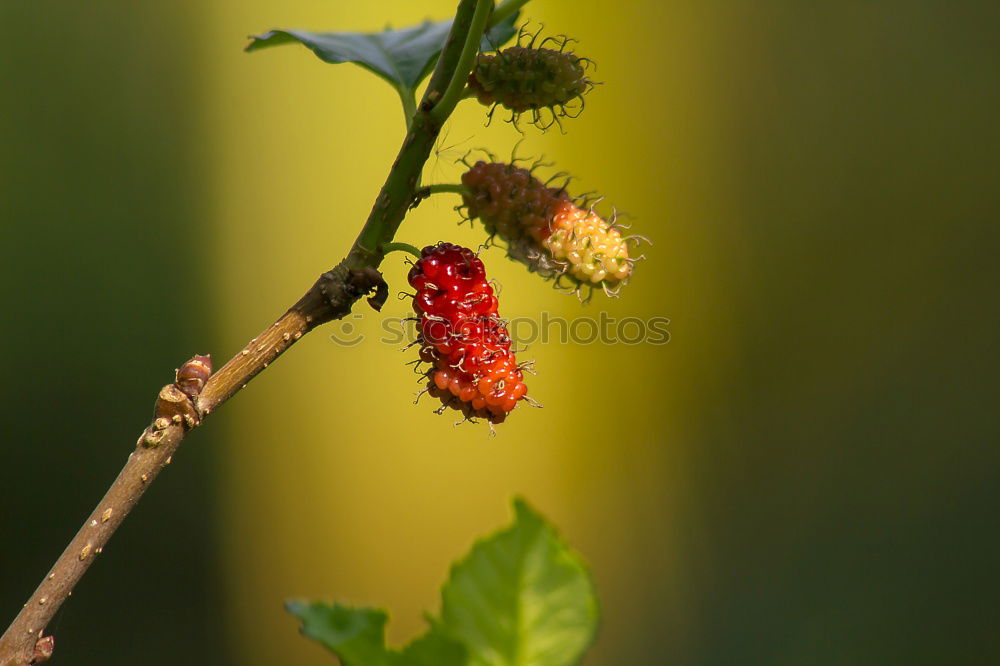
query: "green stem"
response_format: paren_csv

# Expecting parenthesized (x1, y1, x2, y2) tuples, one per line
(430, 0, 492, 125)
(426, 183, 471, 196)
(489, 0, 530, 29)
(395, 85, 417, 129)
(382, 241, 422, 258)
(348, 0, 491, 265)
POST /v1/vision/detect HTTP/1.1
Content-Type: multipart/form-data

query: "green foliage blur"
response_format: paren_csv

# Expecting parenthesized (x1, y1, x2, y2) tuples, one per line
(288, 499, 597, 666)
(2, 1, 999, 665)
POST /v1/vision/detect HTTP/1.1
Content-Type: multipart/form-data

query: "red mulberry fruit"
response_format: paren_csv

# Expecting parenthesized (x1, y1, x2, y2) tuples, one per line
(408, 242, 528, 424)
(460, 160, 639, 296)
(468, 31, 594, 130)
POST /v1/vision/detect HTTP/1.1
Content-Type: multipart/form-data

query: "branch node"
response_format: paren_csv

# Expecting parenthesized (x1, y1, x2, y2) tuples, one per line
(315, 265, 389, 316)
(152, 383, 200, 436)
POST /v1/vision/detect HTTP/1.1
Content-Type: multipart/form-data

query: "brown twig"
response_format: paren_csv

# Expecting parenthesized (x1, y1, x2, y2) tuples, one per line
(0, 267, 385, 665)
(0, 0, 492, 660)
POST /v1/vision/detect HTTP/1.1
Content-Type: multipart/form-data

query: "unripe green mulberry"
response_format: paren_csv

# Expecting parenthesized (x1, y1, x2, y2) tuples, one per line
(460, 160, 642, 297)
(468, 32, 594, 130)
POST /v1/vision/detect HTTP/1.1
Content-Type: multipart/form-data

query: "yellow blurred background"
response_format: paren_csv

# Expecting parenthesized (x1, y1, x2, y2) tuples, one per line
(2, 1, 998, 664)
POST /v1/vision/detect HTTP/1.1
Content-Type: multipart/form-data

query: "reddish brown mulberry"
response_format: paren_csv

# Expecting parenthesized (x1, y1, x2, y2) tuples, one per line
(460, 160, 639, 295)
(408, 242, 528, 424)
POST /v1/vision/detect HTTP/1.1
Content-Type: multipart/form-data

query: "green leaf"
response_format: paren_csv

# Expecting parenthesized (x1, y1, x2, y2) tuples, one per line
(246, 12, 520, 94)
(399, 629, 468, 666)
(285, 499, 597, 666)
(438, 499, 599, 666)
(286, 600, 467, 666)
(285, 600, 394, 666)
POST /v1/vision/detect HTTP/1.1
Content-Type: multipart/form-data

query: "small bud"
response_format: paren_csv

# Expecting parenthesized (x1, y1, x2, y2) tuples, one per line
(175, 354, 212, 400)
(33, 635, 55, 662)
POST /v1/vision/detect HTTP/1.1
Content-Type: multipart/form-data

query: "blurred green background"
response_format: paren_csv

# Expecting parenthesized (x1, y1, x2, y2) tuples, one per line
(2, 1, 998, 664)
